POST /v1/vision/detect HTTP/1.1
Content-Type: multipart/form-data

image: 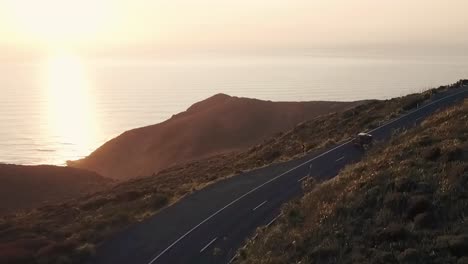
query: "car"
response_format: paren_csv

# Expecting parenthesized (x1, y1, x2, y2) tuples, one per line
(354, 132, 373, 149)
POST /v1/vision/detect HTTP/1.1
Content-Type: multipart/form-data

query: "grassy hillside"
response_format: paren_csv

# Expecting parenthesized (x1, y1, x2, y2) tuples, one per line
(0, 164, 112, 216)
(0, 82, 463, 264)
(236, 100, 468, 264)
(69, 94, 362, 180)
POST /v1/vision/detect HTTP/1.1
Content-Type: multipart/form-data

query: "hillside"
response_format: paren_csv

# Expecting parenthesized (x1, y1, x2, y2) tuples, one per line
(236, 101, 468, 263)
(0, 83, 462, 264)
(0, 164, 112, 216)
(68, 94, 363, 180)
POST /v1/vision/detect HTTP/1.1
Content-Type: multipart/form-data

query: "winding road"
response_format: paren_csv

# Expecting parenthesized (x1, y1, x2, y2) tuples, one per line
(93, 85, 468, 264)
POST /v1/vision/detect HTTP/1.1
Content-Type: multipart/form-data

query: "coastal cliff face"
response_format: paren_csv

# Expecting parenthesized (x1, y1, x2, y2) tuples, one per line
(69, 94, 362, 180)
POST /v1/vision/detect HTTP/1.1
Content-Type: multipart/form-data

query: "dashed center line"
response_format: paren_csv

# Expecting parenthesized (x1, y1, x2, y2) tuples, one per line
(199, 237, 217, 253)
(147, 88, 468, 264)
(335, 156, 345, 162)
(252, 200, 267, 211)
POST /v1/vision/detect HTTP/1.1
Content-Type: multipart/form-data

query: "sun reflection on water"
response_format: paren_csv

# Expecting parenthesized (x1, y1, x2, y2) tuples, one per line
(43, 52, 100, 164)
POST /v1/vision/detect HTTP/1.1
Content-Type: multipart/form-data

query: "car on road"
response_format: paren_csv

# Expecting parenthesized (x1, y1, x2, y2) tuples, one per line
(354, 132, 373, 150)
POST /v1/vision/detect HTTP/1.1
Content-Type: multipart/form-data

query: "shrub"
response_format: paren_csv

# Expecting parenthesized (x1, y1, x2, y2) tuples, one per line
(374, 223, 409, 242)
(446, 148, 465, 162)
(401, 94, 425, 111)
(74, 243, 96, 262)
(150, 194, 169, 210)
(286, 208, 304, 226)
(262, 150, 281, 163)
(80, 197, 111, 211)
(424, 147, 441, 161)
(406, 195, 432, 220)
(36, 240, 77, 258)
(115, 191, 142, 202)
(383, 192, 407, 215)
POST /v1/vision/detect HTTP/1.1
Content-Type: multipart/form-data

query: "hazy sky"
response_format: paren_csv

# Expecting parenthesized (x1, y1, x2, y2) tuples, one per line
(1, 0, 468, 56)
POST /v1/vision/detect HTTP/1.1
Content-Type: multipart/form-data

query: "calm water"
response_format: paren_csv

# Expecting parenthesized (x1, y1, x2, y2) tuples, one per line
(1, 54, 467, 165)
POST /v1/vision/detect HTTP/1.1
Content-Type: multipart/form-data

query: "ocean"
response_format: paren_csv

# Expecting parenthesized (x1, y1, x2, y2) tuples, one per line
(1, 54, 467, 165)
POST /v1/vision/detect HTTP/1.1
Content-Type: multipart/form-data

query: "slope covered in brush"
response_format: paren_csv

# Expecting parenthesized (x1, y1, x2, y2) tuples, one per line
(1, 83, 463, 264)
(70, 94, 362, 180)
(0, 164, 111, 216)
(237, 100, 468, 264)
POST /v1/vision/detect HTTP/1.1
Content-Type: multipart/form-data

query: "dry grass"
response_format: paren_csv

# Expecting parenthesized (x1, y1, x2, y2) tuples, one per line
(237, 99, 468, 264)
(0, 81, 464, 264)
(0, 164, 112, 216)
(70, 94, 364, 180)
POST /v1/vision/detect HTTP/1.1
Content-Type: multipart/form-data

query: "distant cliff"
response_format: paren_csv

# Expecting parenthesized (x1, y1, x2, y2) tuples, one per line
(69, 94, 362, 180)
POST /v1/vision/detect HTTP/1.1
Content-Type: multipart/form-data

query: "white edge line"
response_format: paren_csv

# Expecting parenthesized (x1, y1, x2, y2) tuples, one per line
(199, 237, 218, 253)
(148, 88, 467, 264)
(228, 254, 237, 264)
(252, 200, 267, 211)
(227, 214, 282, 264)
(368, 89, 467, 134)
(266, 214, 282, 227)
(148, 138, 354, 263)
(297, 175, 309, 182)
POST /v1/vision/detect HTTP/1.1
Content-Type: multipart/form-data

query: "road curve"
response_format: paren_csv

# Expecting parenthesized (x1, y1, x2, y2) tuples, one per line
(93, 86, 468, 264)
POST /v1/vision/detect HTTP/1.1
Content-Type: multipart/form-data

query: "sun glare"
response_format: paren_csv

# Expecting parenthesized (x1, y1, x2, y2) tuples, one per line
(43, 52, 100, 163)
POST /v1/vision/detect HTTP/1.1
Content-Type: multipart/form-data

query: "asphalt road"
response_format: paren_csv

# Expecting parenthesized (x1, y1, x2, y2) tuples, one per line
(93, 86, 468, 264)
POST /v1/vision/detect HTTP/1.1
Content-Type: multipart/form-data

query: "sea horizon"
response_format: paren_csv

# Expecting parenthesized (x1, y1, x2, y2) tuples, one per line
(1, 53, 467, 166)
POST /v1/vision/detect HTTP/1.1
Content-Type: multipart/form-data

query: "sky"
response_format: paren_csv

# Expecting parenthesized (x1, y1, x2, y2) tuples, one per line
(0, 0, 468, 57)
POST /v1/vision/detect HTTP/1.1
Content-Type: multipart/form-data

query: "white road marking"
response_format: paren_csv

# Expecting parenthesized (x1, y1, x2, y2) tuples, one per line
(199, 237, 218, 253)
(368, 89, 467, 134)
(147, 138, 354, 264)
(147, 88, 468, 264)
(297, 175, 309, 182)
(335, 156, 345, 162)
(252, 200, 267, 211)
(228, 255, 237, 264)
(266, 214, 282, 227)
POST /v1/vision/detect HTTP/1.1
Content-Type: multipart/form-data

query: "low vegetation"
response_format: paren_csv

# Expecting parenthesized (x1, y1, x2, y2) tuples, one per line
(0, 164, 111, 216)
(0, 81, 464, 263)
(236, 99, 468, 263)
(70, 94, 362, 180)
